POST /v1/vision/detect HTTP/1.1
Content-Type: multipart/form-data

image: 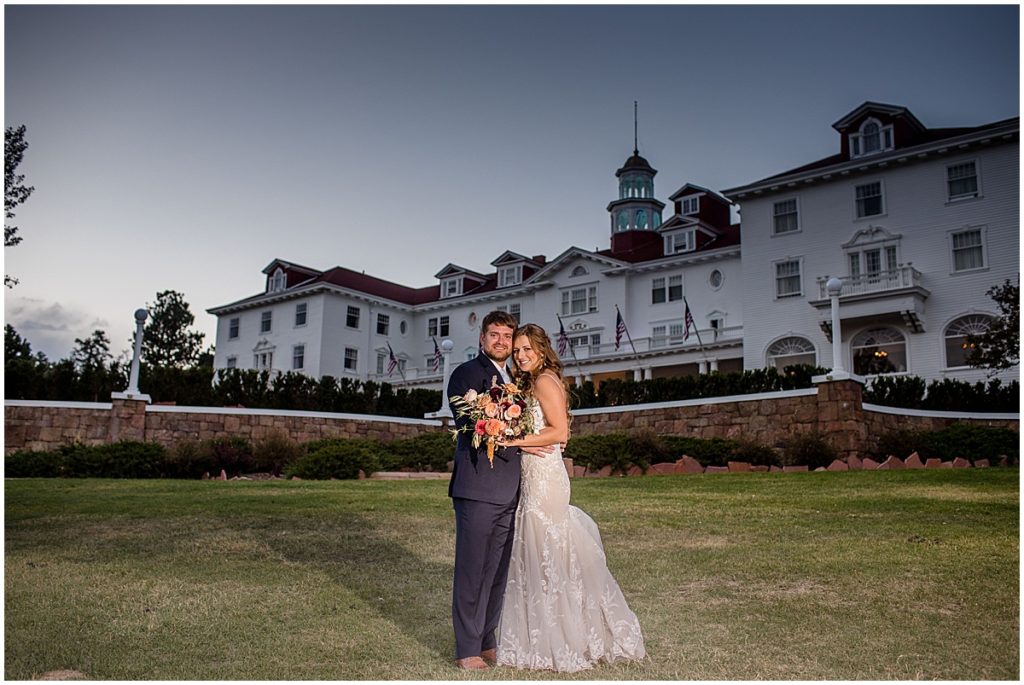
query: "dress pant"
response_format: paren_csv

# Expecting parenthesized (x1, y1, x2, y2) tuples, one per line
(451, 495, 518, 659)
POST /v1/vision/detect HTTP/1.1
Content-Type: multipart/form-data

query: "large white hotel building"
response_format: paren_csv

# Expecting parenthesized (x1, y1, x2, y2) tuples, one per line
(208, 102, 1019, 389)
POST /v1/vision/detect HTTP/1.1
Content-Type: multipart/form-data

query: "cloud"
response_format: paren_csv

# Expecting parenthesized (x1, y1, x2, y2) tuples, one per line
(5, 298, 111, 360)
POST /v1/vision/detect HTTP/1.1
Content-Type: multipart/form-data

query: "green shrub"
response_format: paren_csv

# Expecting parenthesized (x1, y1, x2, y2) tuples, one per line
(164, 439, 217, 479)
(5, 448, 65, 477)
(380, 431, 453, 472)
(6, 441, 167, 479)
(780, 431, 837, 469)
(729, 438, 781, 467)
(660, 435, 738, 467)
(288, 440, 382, 480)
(871, 423, 1019, 462)
(200, 437, 256, 477)
(253, 430, 303, 475)
(563, 432, 643, 474)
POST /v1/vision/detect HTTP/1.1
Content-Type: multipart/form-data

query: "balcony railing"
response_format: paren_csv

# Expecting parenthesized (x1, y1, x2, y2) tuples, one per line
(817, 266, 924, 300)
(369, 325, 743, 382)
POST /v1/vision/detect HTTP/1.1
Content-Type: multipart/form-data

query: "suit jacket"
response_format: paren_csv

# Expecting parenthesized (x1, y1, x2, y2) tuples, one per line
(447, 353, 522, 504)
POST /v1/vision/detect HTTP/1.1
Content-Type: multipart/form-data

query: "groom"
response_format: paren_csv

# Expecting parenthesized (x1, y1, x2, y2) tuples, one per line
(447, 310, 541, 670)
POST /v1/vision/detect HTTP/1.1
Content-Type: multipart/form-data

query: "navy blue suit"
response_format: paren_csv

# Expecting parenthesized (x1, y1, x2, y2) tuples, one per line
(448, 353, 522, 659)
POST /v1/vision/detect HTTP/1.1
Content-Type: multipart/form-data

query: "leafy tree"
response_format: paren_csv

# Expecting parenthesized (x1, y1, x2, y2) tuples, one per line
(5, 125, 34, 288)
(141, 290, 205, 369)
(72, 330, 112, 371)
(967, 279, 1019, 374)
(5, 323, 32, 359)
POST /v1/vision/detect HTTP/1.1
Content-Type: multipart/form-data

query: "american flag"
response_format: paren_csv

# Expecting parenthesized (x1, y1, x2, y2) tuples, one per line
(615, 309, 627, 350)
(683, 302, 696, 341)
(556, 317, 569, 356)
(431, 337, 442, 372)
(386, 343, 399, 376)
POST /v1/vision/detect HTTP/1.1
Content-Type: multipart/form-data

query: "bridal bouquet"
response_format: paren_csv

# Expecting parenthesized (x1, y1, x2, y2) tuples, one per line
(450, 377, 536, 468)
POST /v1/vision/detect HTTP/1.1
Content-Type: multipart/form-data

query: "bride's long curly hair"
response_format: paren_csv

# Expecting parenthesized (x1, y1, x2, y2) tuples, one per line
(512, 324, 572, 434)
(511, 323, 563, 391)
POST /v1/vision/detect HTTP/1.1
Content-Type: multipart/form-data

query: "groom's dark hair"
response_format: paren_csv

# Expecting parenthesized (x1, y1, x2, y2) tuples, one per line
(481, 310, 518, 333)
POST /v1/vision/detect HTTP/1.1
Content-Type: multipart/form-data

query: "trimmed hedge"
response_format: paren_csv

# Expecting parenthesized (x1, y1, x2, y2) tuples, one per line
(864, 376, 1019, 412)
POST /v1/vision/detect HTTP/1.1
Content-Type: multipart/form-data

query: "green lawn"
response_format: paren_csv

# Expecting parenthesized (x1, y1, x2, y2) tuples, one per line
(5, 470, 1019, 680)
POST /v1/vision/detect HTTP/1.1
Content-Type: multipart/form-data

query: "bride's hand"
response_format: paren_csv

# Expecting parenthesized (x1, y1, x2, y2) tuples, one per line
(520, 445, 552, 458)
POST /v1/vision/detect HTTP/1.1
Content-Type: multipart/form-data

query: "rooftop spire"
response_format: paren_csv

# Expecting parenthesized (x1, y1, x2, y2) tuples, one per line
(633, 100, 638, 155)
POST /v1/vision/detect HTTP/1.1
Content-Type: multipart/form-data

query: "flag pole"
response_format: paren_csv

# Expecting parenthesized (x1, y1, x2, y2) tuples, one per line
(556, 313, 584, 381)
(616, 304, 639, 356)
(684, 296, 705, 352)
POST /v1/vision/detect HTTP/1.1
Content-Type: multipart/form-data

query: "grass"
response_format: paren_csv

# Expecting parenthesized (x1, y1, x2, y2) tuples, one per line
(4, 470, 1019, 680)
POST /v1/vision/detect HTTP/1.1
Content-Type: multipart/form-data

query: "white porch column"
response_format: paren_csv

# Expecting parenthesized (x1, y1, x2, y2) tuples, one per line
(643, 366, 653, 380)
(709, 358, 718, 372)
(698, 360, 708, 374)
(633, 368, 643, 381)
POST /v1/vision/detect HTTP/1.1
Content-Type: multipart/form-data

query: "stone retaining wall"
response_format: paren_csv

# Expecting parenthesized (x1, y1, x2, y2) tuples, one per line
(4, 380, 1018, 458)
(4, 399, 439, 454)
(568, 380, 1017, 458)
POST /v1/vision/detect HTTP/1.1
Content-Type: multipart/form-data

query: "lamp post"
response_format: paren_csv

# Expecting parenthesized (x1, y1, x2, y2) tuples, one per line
(112, 308, 151, 402)
(826, 277, 846, 376)
(126, 308, 148, 396)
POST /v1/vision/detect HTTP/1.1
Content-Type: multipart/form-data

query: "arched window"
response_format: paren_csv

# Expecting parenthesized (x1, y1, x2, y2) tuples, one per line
(571, 265, 589, 277)
(270, 268, 286, 292)
(862, 121, 880, 154)
(944, 314, 993, 368)
(851, 327, 907, 375)
(766, 336, 816, 371)
(636, 209, 648, 230)
(851, 117, 893, 158)
(617, 211, 629, 232)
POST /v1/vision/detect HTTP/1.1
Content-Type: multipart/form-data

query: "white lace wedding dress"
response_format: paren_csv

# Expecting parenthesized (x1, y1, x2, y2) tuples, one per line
(496, 402, 646, 672)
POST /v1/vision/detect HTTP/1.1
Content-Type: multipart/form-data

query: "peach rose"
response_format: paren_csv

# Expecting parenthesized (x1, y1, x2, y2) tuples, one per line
(483, 402, 499, 418)
(484, 419, 505, 436)
(463, 389, 478, 403)
(504, 404, 522, 420)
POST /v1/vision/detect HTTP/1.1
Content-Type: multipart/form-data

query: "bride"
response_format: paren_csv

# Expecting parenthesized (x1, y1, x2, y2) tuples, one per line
(495, 323, 646, 672)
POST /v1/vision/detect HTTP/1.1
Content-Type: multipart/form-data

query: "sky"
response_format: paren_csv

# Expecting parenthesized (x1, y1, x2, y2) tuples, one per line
(3, 3, 1019, 362)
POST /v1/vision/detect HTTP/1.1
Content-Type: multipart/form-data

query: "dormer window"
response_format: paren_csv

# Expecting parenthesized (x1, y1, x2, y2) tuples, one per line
(681, 196, 699, 215)
(269, 268, 286, 292)
(850, 117, 894, 158)
(498, 264, 522, 288)
(442, 277, 463, 298)
(665, 229, 696, 254)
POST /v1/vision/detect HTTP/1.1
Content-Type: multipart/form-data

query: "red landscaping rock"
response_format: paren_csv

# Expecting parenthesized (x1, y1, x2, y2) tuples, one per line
(769, 465, 783, 473)
(219, 469, 228, 481)
(879, 455, 905, 470)
(998, 456, 1009, 467)
(939, 461, 954, 469)
(627, 465, 644, 476)
(447, 460, 455, 473)
(783, 465, 809, 473)
(586, 465, 612, 477)
(952, 457, 971, 468)
(751, 465, 769, 472)
(562, 458, 574, 476)
(975, 459, 990, 468)
(648, 462, 677, 475)
(705, 466, 729, 473)
(814, 467, 827, 472)
(861, 458, 880, 469)
(847, 455, 863, 470)
(827, 459, 849, 471)
(727, 461, 752, 472)
(290, 475, 302, 480)
(905, 452, 924, 469)
(572, 465, 587, 478)
(357, 469, 366, 480)
(675, 455, 705, 474)
(925, 458, 943, 468)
